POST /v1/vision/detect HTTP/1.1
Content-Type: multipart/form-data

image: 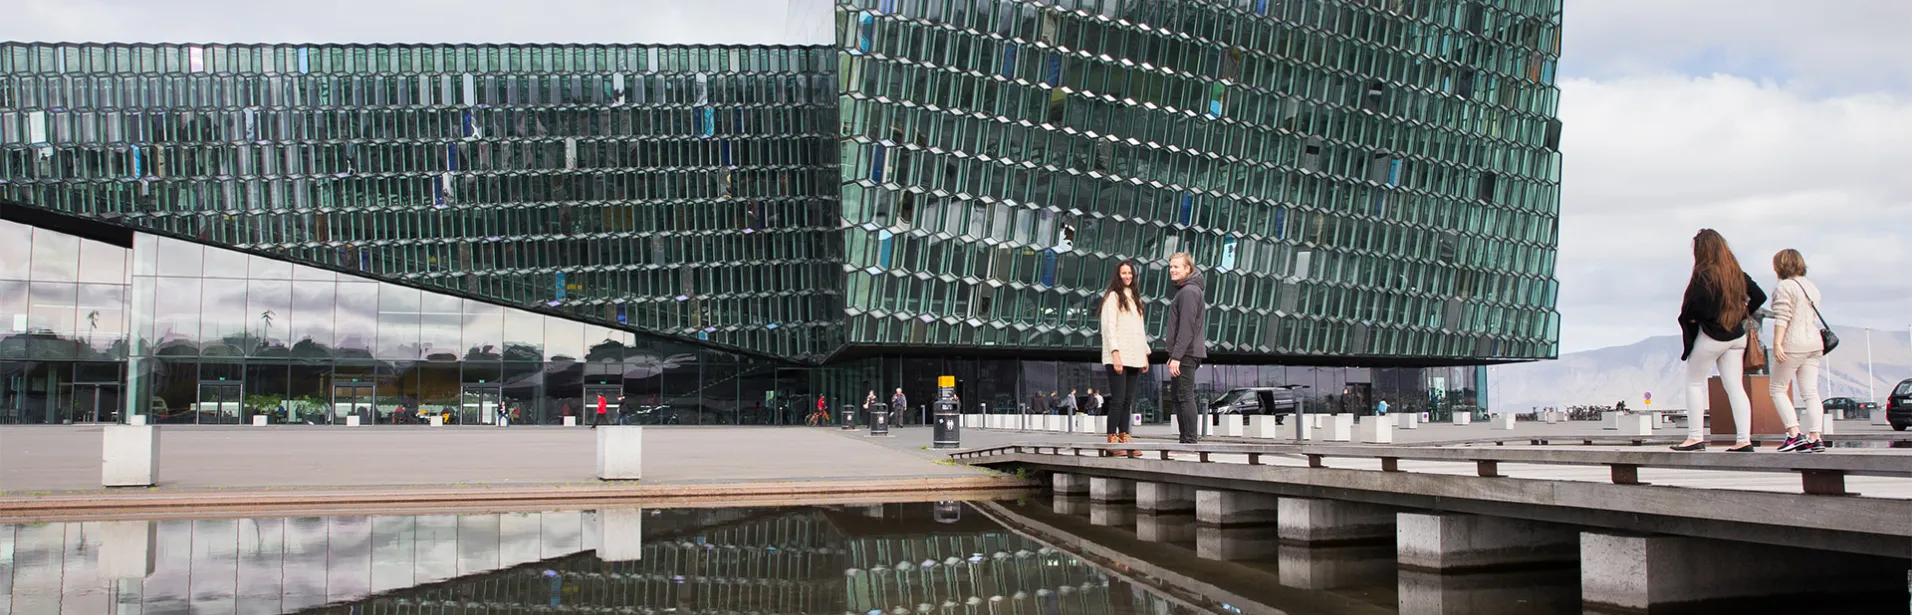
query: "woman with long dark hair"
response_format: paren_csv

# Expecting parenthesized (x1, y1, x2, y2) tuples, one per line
(1099, 260, 1150, 456)
(1672, 229, 1767, 452)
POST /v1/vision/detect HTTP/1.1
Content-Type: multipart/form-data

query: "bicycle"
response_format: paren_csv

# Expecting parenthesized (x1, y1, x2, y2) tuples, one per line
(805, 409, 833, 426)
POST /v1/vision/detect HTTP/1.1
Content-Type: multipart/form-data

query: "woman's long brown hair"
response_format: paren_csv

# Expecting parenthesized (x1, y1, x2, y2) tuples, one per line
(1104, 260, 1139, 315)
(1692, 229, 1747, 328)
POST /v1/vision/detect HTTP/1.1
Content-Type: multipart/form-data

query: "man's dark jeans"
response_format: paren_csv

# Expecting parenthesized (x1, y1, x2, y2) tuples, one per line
(1173, 357, 1204, 443)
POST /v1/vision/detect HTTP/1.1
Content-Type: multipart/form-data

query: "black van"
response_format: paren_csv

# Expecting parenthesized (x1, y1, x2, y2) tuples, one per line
(1888, 378, 1911, 432)
(1208, 387, 1304, 423)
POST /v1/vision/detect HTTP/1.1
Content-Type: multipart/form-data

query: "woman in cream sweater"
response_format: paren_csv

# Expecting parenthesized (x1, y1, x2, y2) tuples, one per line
(1100, 260, 1150, 454)
(1768, 249, 1829, 453)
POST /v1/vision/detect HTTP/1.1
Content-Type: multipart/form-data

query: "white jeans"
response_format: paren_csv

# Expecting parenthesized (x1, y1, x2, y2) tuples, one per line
(1685, 333, 1750, 442)
(1769, 350, 1825, 435)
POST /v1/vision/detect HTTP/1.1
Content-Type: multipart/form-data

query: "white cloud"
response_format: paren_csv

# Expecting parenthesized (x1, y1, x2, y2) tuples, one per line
(1555, 74, 1912, 353)
(1562, 0, 1912, 93)
(0, 0, 834, 45)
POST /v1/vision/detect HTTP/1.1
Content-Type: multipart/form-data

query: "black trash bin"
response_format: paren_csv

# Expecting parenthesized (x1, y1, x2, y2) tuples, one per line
(839, 404, 858, 430)
(932, 398, 960, 449)
(867, 402, 890, 436)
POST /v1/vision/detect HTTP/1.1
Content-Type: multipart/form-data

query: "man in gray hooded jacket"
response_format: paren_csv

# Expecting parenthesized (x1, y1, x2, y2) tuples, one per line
(1165, 252, 1208, 443)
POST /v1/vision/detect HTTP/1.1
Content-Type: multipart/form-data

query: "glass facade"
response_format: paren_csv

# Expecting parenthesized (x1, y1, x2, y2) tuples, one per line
(837, 0, 1563, 362)
(2, 10, 1559, 424)
(2, 218, 810, 425)
(0, 43, 843, 361)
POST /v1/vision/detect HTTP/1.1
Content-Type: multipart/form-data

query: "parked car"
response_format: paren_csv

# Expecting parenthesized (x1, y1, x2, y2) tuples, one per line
(1208, 387, 1304, 424)
(1887, 379, 1912, 432)
(1824, 397, 1881, 420)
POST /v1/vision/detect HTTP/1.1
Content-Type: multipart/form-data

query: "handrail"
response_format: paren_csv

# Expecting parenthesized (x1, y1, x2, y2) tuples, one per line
(949, 441, 1912, 497)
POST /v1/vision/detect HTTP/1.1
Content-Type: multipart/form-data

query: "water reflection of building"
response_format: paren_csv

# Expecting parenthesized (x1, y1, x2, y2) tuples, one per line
(0, 504, 1205, 615)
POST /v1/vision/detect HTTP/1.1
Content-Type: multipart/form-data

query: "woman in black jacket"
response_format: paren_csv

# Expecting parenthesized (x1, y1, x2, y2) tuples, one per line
(1672, 229, 1766, 452)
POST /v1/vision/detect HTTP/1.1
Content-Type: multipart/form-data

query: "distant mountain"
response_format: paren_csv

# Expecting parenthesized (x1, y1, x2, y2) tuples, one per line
(1494, 326, 1911, 411)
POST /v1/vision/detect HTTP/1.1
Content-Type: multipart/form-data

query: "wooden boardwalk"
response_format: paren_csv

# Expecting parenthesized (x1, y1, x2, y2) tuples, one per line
(953, 439, 1912, 558)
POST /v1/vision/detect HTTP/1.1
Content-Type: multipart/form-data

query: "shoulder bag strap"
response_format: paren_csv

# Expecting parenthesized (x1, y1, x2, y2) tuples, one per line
(1793, 280, 1830, 330)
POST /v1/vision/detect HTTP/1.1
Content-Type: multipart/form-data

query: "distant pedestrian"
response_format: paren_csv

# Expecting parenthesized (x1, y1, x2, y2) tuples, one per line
(1376, 399, 1389, 416)
(1100, 260, 1150, 456)
(591, 393, 609, 428)
(1165, 252, 1208, 444)
(1061, 388, 1079, 414)
(1672, 229, 1765, 452)
(1767, 249, 1830, 453)
(1088, 389, 1103, 415)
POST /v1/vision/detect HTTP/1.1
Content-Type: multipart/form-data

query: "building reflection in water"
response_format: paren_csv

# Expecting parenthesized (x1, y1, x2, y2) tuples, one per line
(0, 501, 1588, 615)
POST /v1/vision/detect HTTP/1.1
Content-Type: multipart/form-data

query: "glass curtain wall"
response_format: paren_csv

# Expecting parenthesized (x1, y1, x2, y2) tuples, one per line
(0, 217, 130, 424)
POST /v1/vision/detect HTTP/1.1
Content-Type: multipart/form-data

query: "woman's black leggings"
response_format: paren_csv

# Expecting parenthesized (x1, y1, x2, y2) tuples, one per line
(1105, 365, 1140, 435)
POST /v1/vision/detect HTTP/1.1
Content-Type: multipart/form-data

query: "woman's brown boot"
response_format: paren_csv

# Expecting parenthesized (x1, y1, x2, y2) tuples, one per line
(1120, 433, 1140, 457)
(1104, 433, 1119, 457)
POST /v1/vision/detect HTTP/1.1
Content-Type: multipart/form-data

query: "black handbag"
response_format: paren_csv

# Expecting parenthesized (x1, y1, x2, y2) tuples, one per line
(1795, 280, 1839, 354)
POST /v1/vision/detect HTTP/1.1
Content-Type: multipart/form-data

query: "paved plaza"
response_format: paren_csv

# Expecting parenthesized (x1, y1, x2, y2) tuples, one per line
(0, 425, 994, 495)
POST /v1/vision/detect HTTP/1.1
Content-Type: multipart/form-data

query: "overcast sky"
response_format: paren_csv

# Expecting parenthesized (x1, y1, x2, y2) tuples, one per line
(5, 0, 1907, 354)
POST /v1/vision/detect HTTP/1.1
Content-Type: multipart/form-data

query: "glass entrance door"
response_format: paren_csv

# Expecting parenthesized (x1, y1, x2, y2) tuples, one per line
(197, 382, 244, 425)
(582, 385, 622, 425)
(461, 386, 503, 425)
(332, 384, 375, 425)
(65, 384, 121, 423)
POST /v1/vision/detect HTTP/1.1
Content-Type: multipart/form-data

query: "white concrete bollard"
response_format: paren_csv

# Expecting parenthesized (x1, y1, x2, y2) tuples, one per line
(563, 416, 578, 426)
(346, 415, 361, 427)
(1092, 415, 1108, 434)
(1619, 414, 1653, 436)
(1363, 417, 1394, 444)
(101, 521, 157, 579)
(1822, 413, 1837, 435)
(1544, 410, 1560, 424)
(1397, 413, 1420, 429)
(1873, 408, 1889, 425)
(251, 415, 268, 426)
(1602, 412, 1619, 430)
(127, 414, 147, 425)
(1452, 412, 1472, 426)
(1219, 415, 1245, 437)
(1326, 413, 1354, 442)
(429, 415, 444, 427)
(1493, 413, 1517, 430)
(595, 426, 643, 480)
(1312, 414, 1328, 429)
(103, 424, 160, 487)
(1247, 415, 1280, 439)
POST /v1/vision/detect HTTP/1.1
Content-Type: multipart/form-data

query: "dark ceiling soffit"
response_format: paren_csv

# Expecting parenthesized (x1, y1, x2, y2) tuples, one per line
(0, 198, 800, 367)
(819, 342, 1546, 368)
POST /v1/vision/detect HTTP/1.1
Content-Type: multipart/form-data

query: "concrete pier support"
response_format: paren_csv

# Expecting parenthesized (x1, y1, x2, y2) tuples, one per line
(1197, 526, 1282, 561)
(1053, 494, 1090, 516)
(1089, 477, 1135, 503)
(1137, 513, 1198, 543)
(1581, 532, 1911, 613)
(1052, 473, 1090, 496)
(1196, 490, 1279, 527)
(1136, 482, 1195, 514)
(1277, 497, 1394, 545)
(102, 424, 159, 487)
(1397, 568, 1580, 615)
(1276, 543, 1396, 589)
(1090, 502, 1135, 527)
(594, 426, 643, 480)
(1396, 513, 1578, 572)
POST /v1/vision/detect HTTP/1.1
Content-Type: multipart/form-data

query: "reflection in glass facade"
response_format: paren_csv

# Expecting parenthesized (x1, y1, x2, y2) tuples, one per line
(1, 219, 807, 425)
(2, 9, 1562, 424)
(838, 0, 1562, 362)
(0, 43, 842, 361)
